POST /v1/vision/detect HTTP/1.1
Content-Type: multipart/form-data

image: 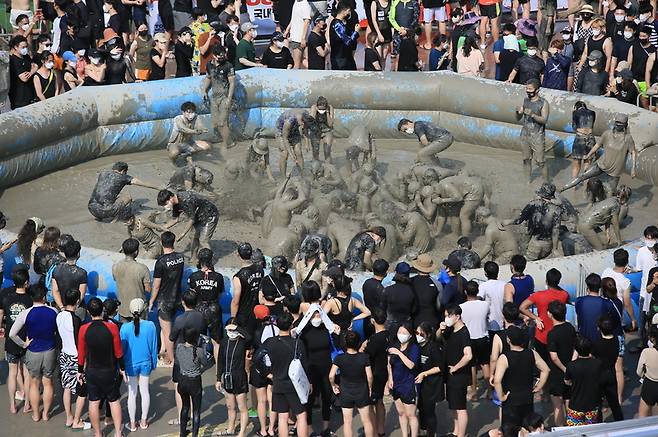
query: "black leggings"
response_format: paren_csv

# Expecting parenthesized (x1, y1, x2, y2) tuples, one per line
(306, 363, 332, 422)
(178, 376, 203, 437)
(418, 390, 439, 437)
(599, 371, 624, 422)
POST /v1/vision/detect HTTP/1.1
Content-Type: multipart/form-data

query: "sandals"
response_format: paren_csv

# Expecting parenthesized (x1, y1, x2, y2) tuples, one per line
(215, 430, 236, 436)
(125, 423, 138, 433)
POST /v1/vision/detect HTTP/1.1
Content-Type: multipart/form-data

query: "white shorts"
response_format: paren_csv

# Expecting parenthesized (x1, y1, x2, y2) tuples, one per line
(423, 7, 447, 23)
(10, 9, 33, 29)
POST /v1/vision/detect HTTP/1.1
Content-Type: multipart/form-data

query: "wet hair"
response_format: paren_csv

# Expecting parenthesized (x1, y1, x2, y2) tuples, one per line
(574, 100, 587, 110)
(327, 259, 346, 273)
(277, 311, 294, 331)
(445, 304, 462, 317)
(368, 226, 387, 240)
(316, 96, 328, 108)
(59, 233, 74, 252)
(182, 290, 198, 309)
(63, 288, 81, 306)
(465, 280, 479, 297)
(506, 325, 527, 347)
(157, 189, 174, 206)
(548, 300, 566, 321)
(344, 330, 361, 350)
(397, 118, 413, 131)
(197, 248, 214, 269)
(597, 315, 614, 336)
(526, 78, 541, 90)
(283, 294, 302, 314)
(373, 259, 389, 276)
(237, 242, 252, 260)
(371, 307, 387, 325)
(17, 219, 38, 264)
(9, 34, 27, 49)
(575, 335, 592, 356)
(133, 307, 142, 336)
(271, 255, 289, 271)
(122, 238, 139, 256)
(502, 302, 520, 323)
(523, 413, 544, 432)
(457, 236, 472, 249)
(112, 161, 129, 172)
(644, 226, 658, 239)
(301, 280, 321, 303)
(87, 297, 104, 317)
(510, 254, 527, 274)
(601, 277, 618, 299)
(12, 268, 30, 288)
(16, 13, 29, 26)
(615, 185, 632, 203)
(484, 261, 499, 279)
(161, 231, 176, 249)
(181, 101, 196, 112)
(103, 298, 120, 317)
(183, 327, 200, 361)
(545, 268, 562, 289)
(63, 240, 82, 260)
(586, 178, 607, 203)
(585, 273, 601, 292)
(613, 248, 629, 267)
(40, 226, 61, 252)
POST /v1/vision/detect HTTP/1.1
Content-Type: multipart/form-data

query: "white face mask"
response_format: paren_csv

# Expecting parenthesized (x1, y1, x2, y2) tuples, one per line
(452, 17, 460, 23)
(68, 60, 77, 68)
(317, 108, 327, 114)
(21, 23, 30, 31)
(226, 329, 239, 340)
(624, 30, 634, 39)
(111, 53, 122, 60)
(641, 13, 651, 22)
(185, 112, 196, 121)
(103, 4, 110, 12)
(405, 128, 414, 134)
(275, 40, 284, 48)
(527, 49, 537, 56)
(229, 24, 239, 32)
(252, 29, 258, 38)
(444, 316, 455, 327)
(45, 61, 54, 69)
(19, 47, 28, 56)
(90, 57, 101, 65)
(77, 49, 86, 56)
(645, 238, 656, 247)
(589, 60, 597, 67)
(311, 318, 322, 328)
(615, 14, 626, 23)
(616, 76, 623, 83)
(562, 33, 571, 40)
(592, 28, 601, 36)
(397, 333, 411, 344)
(416, 335, 426, 344)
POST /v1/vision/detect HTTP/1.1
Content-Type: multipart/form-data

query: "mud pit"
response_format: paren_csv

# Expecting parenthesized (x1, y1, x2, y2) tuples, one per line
(0, 138, 654, 268)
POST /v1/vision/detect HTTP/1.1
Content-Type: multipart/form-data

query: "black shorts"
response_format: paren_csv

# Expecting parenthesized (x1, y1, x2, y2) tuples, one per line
(172, 362, 181, 384)
(548, 372, 570, 398)
(641, 379, 658, 406)
(177, 375, 202, 397)
(86, 369, 121, 403)
(571, 133, 595, 160)
(479, 2, 501, 18)
(502, 402, 534, 428)
(391, 385, 416, 405)
(272, 391, 305, 415)
(446, 383, 468, 410)
(471, 337, 491, 366)
(250, 369, 272, 389)
(221, 371, 249, 395)
(158, 300, 180, 322)
(198, 301, 223, 342)
(340, 388, 370, 409)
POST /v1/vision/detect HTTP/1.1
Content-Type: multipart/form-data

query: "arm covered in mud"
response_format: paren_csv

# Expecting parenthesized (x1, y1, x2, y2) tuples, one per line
(174, 116, 203, 135)
(431, 184, 462, 205)
(478, 226, 495, 260)
(531, 101, 550, 126)
(130, 177, 162, 190)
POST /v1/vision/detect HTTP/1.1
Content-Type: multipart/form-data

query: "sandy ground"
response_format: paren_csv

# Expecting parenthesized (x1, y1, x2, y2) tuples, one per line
(0, 138, 655, 267)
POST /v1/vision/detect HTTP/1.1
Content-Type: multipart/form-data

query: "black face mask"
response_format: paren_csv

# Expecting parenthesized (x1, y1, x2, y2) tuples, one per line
(581, 13, 592, 22)
(527, 91, 536, 98)
(139, 30, 148, 36)
(614, 123, 627, 131)
(640, 38, 650, 45)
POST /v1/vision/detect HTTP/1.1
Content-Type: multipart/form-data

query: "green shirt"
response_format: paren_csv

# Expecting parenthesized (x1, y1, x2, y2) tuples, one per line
(235, 39, 256, 70)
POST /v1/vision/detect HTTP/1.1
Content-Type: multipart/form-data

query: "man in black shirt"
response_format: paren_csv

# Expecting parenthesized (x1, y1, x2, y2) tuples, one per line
(264, 312, 310, 437)
(507, 38, 545, 84)
(8, 35, 36, 109)
(565, 336, 603, 426)
(307, 15, 328, 70)
(329, 2, 360, 70)
(157, 189, 219, 263)
(439, 255, 466, 315)
(344, 226, 386, 271)
(398, 118, 454, 164)
(188, 248, 224, 350)
(88, 161, 160, 222)
(51, 240, 87, 310)
(362, 308, 389, 436)
(231, 243, 264, 333)
(149, 232, 185, 365)
(382, 262, 416, 335)
(411, 253, 440, 328)
(546, 300, 576, 426)
(260, 255, 294, 304)
(203, 44, 235, 150)
(362, 259, 388, 338)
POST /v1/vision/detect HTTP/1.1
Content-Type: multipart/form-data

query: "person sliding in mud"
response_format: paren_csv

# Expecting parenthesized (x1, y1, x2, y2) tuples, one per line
(577, 185, 631, 251)
(515, 79, 550, 182)
(167, 163, 215, 193)
(430, 174, 486, 236)
(344, 226, 387, 271)
(156, 189, 219, 262)
(202, 45, 236, 151)
(505, 183, 562, 261)
(474, 206, 518, 264)
(308, 96, 335, 162)
(560, 113, 636, 194)
(246, 137, 275, 181)
(122, 212, 165, 259)
(276, 109, 315, 176)
(167, 101, 211, 164)
(398, 118, 454, 164)
(88, 161, 161, 222)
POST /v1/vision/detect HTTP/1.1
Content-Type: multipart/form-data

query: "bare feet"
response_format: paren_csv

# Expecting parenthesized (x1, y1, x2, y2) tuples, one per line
(72, 421, 91, 430)
(23, 405, 32, 414)
(32, 413, 40, 422)
(42, 411, 50, 421)
(139, 420, 149, 430)
(9, 403, 17, 414)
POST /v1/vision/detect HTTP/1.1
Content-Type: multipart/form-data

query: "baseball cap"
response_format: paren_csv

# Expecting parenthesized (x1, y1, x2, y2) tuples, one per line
(129, 298, 146, 315)
(395, 262, 411, 275)
(254, 304, 270, 320)
(241, 22, 258, 33)
(313, 14, 327, 25)
(62, 51, 77, 62)
(271, 31, 284, 42)
(443, 255, 462, 272)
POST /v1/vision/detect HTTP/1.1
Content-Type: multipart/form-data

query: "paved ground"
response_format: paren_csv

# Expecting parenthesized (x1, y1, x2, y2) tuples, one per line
(0, 334, 645, 437)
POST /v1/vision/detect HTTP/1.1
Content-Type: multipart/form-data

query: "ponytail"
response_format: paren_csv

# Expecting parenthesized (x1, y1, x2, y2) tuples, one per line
(192, 343, 198, 362)
(133, 312, 141, 336)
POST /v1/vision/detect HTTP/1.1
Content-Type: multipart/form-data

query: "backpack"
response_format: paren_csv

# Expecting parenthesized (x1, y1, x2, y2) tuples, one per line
(44, 262, 59, 304)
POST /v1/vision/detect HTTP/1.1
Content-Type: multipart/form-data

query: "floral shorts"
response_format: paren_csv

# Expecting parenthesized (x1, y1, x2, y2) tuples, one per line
(566, 407, 599, 426)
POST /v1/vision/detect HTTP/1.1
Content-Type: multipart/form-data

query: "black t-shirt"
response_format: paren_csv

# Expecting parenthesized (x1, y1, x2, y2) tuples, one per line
(261, 46, 293, 69)
(565, 357, 603, 412)
(576, 68, 608, 95)
(307, 31, 326, 70)
(89, 170, 133, 206)
(260, 273, 293, 301)
(170, 310, 207, 344)
(364, 47, 381, 71)
(419, 341, 443, 391)
(383, 282, 416, 323)
(513, 55, 545, 85)
(264, 335, 307, 393)
(9, 54, 35, 109)
(397, 37, 419, 71)
(52, 263, 88, 293)
(196, 0, 221, 20)
(175, 41, 193, 77)
(592, 336, 619, 372)
(107, 14, 121, 33)
(234, 264, 264, 321)
(413, 120, 450, 143)
(175, 191, 219, 225)
(365, 330, 389, 378)
(362, 277, 384, 311)
(444, 325, 471, 386)
(105, 57, 127, 84)
(344, 232, 376, 271)
(411, 275, 439, 326)
(334, 352, 370, 390)
(1, 289, 33, 355)
(614, 81, 639, 104)
(149, 48, 166, 80)
(153, 251, 185, 303)
(275, 0, 295, 29)
(300, 324, 332, 368)
(33, 248, 64, 276)
(547, 322, 576, 375)
(188, 270, 224, 303)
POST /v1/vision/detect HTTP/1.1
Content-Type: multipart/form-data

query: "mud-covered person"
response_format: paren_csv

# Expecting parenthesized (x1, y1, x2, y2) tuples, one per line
(168, 163, 215, 193)
(308, 96, 335, 162)
(246, 137, 275, 181)
(276, 109, 315, 175)
(344, 226, 387, 271)
(87, 161, 160, 222)
(203, 44, 236, 150)
(157, 189, 219, 263)
(515, 78, 550, 182)
(167, 102, 211, 164)
(122, 212, 164, 259)
(398, 118, 454, 164)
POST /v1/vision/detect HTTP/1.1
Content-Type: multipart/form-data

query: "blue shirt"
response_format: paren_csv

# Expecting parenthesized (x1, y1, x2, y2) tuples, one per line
(575, 295, 608, 342)
(120, 320, 159, 373)
(509, 275, 534, 307)
(9, 304, 58, 352)
(493, 38, 504, 80)
(441, 275, 466, 308)
(542, 53, 571, 91)
(428, 48, 448, 71)
(391, 342, 420, 393)
(602, 297, 624, 337)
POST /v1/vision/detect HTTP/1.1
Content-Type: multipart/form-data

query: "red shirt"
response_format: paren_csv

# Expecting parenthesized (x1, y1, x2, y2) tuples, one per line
(528, 288, 570, 344)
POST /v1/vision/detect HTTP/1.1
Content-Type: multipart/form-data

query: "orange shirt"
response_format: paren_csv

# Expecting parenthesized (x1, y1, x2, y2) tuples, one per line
(198, 32, 221, 74)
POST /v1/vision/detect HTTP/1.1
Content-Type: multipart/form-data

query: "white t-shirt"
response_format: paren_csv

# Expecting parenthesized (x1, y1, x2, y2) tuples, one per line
(479, 279, 506, 332)
(602, 268, 631, 306)
(56, 310, 78, 357)
(460, 299, 489, 340)
(289, 0, 312, 43)
(636, 246, 658, 311)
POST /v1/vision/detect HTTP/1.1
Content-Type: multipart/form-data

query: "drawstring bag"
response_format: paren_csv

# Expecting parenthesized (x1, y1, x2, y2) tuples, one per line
(288, 338, 311, 404)
(329, 332, 343, 362)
